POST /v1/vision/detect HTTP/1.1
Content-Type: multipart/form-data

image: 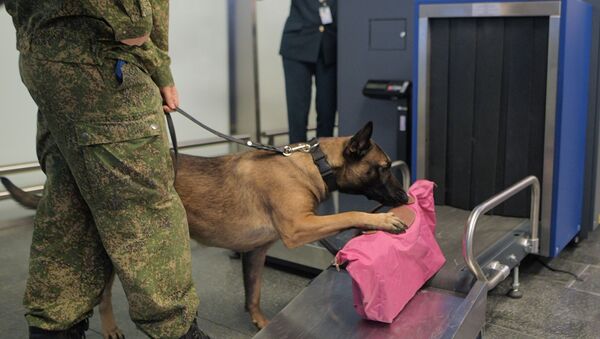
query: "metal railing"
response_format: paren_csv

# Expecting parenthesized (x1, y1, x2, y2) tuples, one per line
(261, 126, 316, 146)
(176, 134, 250, 150)
(0, 134, 251, 202)
(391, 160, 411, 192)
(261, 125, 338, 146)
(0, 162, 44, 201)
(463, 175, 541, 289)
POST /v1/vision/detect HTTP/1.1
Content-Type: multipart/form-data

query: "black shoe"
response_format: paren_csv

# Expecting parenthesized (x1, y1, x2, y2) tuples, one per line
(29, 318, 89, 339)
(180, 319, 211, 339)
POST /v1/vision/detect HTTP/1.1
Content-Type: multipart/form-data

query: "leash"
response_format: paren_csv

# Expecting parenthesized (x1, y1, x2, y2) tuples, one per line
(174, 107, 290, 154)
(166, 107, 338, 192)
(165, 112, 178, 176)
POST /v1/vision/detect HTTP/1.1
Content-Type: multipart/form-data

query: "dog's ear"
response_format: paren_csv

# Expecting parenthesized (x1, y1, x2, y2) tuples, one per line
(344, 121, 373, 160)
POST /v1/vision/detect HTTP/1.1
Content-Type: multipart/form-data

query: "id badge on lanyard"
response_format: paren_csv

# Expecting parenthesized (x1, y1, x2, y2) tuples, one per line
(319, 0, 333, 25)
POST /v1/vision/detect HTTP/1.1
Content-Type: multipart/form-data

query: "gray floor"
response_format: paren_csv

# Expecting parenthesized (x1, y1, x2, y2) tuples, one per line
(1, 215, 600, 339)
(485, 229, 600, 339)
(0, 217, 311, 339)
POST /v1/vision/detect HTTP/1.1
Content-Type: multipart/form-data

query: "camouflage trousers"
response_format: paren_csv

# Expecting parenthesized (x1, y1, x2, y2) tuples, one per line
(18, 53, 199, 338)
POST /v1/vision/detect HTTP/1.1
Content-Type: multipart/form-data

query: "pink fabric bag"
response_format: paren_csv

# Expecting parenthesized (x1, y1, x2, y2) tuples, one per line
(334, 180, 445, 323)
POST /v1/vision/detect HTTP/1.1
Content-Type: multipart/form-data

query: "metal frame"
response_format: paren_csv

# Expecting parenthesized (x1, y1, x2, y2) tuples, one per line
(463, 176, 541, 289)
(417, 1, 561, 256)
(391, 160, 411, 191)
(0, 135, 250, 202)
(261, 125, 339, 146)
(420, 1, 561, 18)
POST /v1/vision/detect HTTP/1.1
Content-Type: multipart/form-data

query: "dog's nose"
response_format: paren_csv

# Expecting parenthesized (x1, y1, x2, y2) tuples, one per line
(392, 190, 409, 205)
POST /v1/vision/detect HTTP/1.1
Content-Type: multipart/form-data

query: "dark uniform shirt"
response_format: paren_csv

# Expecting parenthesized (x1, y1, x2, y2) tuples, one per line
(280, 0, 337, 65)
(5, 0, 174, 87)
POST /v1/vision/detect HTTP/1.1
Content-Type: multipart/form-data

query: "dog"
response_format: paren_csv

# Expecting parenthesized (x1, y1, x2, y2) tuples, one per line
(2, 121, 410, 337)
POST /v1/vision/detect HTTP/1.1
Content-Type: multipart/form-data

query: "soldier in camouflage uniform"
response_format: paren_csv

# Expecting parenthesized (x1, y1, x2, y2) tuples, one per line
(5, 1, 206, 338)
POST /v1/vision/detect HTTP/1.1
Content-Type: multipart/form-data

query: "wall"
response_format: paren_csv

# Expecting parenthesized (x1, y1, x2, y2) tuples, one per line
(256, 0, 319, 145)
(0, 6, 41, 222)
(0, 2, 230, 223)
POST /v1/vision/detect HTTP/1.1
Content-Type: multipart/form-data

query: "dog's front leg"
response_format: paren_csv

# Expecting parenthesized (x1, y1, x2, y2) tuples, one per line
(99, 270, 124, 339)
(278, 211, 406, 249)
(242, 242, 275, 330)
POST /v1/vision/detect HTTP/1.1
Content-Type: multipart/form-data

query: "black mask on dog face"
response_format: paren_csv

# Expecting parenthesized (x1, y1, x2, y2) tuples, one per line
(335, 122, 409, 206)
(363, 166, 409, 206)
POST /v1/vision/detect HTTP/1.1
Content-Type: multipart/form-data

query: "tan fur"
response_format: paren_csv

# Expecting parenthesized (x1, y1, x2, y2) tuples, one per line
(5, 125, 411, 333)
(98, 271, 124, 339)
(168, 135, 408, 328)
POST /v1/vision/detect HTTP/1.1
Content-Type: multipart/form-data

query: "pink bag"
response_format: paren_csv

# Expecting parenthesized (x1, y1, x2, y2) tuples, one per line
(335, 180, 445, 323)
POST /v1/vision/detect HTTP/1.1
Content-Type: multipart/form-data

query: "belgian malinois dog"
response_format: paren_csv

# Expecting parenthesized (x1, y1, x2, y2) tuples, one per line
(2, 122, 410, 337)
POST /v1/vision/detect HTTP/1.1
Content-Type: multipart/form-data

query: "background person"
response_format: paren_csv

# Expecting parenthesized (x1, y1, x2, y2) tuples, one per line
(280, 0, 338, 144)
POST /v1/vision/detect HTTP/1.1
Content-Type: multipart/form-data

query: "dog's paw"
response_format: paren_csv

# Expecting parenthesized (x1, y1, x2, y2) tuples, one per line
(103, 327, 125, 339)
(370, 212, 407, 234)
(253, 317, 270, 330)
(250, 312, 270, 330)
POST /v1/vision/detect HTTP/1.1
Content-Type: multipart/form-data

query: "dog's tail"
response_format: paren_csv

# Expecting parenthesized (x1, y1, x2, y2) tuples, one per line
(1, 177, 40, 210)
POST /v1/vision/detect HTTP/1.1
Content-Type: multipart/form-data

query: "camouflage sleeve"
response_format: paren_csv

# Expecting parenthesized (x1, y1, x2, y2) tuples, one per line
(82, 0, 154, 41)
(148, 0, 174, 88)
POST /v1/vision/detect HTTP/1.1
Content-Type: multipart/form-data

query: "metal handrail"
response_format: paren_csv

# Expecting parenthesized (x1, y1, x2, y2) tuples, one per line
(176, 134, 251, 150)
(0, 162, 41, 176)
(261, 125, 339, 146)
(0, 135, 252, 202)
(261, 126, 318, 146)
(463, 175, 540, 286)
(0, 185, 44, 201)
(391, 160, 411, 192)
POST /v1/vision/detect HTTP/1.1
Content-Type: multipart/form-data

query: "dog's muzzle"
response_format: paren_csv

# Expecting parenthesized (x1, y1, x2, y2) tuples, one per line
(365, 185, 409, 206)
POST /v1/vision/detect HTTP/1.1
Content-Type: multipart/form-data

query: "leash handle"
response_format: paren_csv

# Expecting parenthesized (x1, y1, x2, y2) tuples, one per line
(165, 111, 178, 177)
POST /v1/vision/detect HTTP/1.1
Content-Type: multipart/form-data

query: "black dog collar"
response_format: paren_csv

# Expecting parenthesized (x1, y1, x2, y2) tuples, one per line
(308, 138, 338, 192)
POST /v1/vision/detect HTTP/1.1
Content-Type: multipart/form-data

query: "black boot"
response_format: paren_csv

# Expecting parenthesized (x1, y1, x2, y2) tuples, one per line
(180, 319, 211, 339)
(29, 318, 89, 339)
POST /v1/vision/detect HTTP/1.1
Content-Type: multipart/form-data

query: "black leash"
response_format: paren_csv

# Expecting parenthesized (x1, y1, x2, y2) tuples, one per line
(165, 112, 178, 177)
(174, 107, 287, 154)
(165, 107, 338, 192)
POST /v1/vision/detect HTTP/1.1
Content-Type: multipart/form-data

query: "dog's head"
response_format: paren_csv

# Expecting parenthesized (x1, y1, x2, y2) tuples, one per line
(334, 122, 409, 206)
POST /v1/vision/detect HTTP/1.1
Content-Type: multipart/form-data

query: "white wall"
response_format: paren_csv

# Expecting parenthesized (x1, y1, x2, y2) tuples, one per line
(0, 2, 230, 223)
(256, 0, 319, 145)
(0, 7, 42, 221)
(169, 0, 230, 156)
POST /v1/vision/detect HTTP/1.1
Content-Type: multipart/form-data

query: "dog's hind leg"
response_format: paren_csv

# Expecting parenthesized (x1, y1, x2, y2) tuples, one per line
(99, 270, 124, 339)
(242, 242, 274, 330)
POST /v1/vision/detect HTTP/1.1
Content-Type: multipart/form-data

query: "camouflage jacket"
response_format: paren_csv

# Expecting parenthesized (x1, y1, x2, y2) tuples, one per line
(5, 0, 174, 87)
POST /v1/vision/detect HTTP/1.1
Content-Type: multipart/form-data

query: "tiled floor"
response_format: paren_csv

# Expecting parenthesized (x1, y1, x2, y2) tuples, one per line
(1, 215, 599, 339)
(484, 229, 600, 339)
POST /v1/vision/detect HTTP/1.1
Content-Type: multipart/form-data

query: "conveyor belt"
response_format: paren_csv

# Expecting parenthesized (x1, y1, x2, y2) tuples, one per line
(253, 268, 487, 339)
(254, 204, 531, 339)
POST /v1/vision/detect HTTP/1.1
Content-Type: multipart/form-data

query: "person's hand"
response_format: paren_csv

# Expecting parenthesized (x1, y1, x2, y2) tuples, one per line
(120, 34, 150, 46)
(160, 86, 179, 113)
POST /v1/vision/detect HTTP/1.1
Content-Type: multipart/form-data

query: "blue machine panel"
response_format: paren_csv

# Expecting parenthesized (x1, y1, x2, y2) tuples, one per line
(413, 0, 594, 257)
(551, 0, 593, 256)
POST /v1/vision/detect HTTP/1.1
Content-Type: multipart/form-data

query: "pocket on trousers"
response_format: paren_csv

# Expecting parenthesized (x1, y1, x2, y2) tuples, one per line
(112, 61, 150, 90)
(120, 0, 152, 19)
(75, 114, 173, 211)
(76, 112, 161, 146)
